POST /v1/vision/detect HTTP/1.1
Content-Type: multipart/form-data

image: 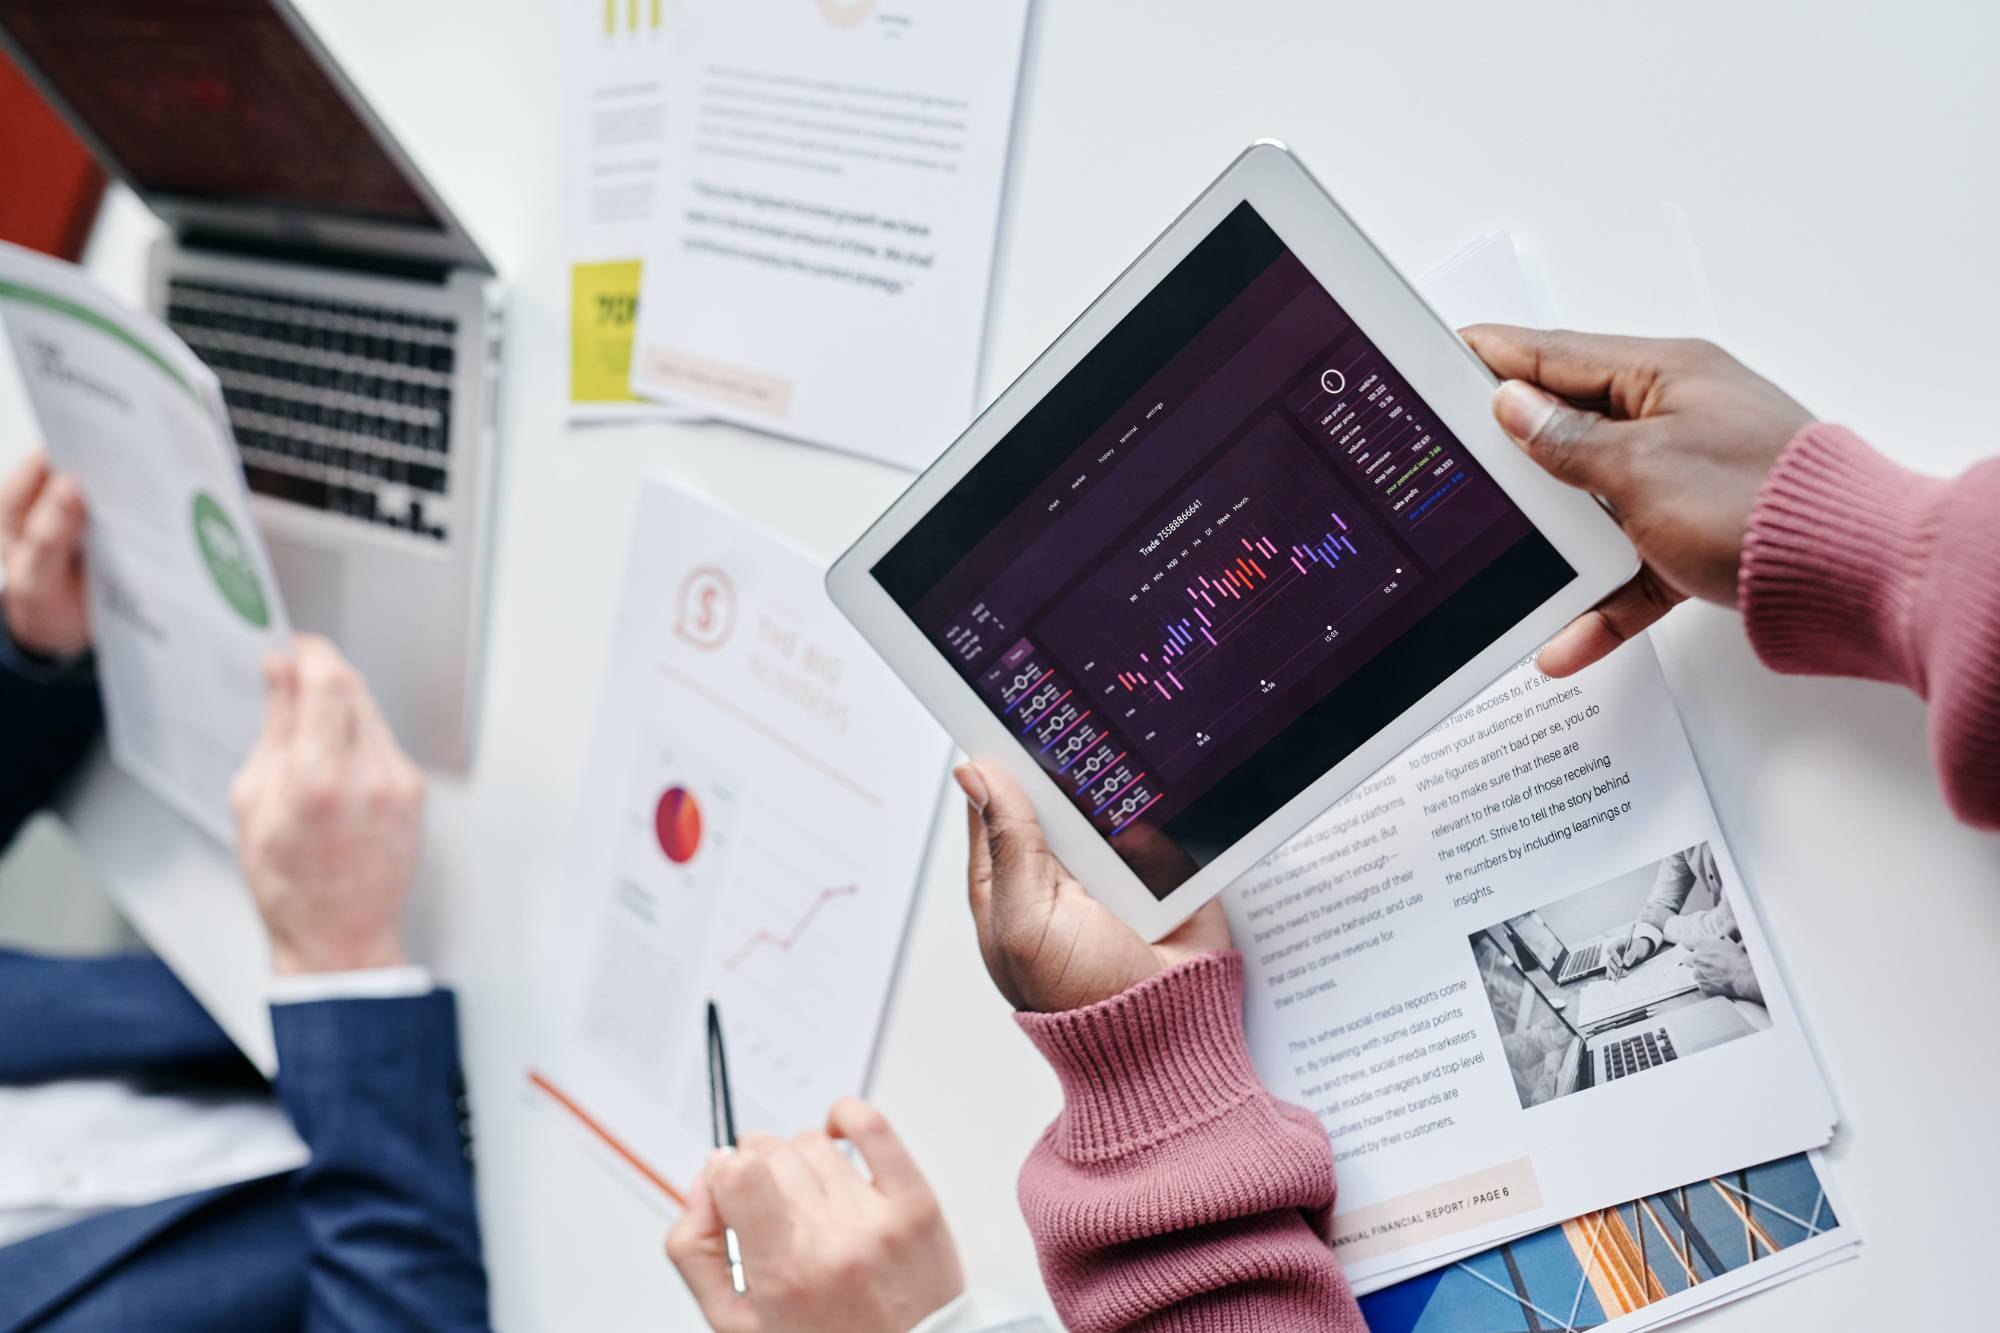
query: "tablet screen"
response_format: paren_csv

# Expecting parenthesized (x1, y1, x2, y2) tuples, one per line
(874, 204, 1575, 897)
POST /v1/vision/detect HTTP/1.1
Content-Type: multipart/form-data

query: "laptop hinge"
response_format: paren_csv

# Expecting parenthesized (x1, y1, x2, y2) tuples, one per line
(179, 228, 452, 285)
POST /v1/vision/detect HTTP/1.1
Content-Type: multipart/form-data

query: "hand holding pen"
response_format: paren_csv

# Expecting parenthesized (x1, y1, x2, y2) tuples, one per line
(665, 1094, 966, 1333)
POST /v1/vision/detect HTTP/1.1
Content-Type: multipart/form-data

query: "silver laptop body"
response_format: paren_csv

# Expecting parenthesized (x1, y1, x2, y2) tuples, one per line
(0, 0, 501, 769)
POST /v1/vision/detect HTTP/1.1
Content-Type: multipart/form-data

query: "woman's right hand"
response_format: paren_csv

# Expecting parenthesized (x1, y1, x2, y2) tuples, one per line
(1461, 327, 1814, 677)
(956, 762, 1230, 1014)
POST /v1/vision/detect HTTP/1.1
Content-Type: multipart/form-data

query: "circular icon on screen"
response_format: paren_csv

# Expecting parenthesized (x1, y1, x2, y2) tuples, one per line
(674, 565, 735, 651)
(191, 493, 270, 628)
(1320, 369, 1347, 396)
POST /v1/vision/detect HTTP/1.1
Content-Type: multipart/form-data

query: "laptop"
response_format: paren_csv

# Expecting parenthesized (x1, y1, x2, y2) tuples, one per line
(1504, 909, 1611, 986)
(0, 0, 500, 769)
(1479, 929, 1759, 1101)
(1558, 990, 1759, 1094)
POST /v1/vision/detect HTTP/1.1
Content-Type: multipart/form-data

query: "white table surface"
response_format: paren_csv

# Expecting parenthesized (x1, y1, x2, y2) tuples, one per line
(11, 1, 2000, 1327)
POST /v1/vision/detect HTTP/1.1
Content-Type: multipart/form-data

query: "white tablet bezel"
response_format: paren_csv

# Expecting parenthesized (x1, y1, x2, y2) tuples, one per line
(828, 141, 1637, 940)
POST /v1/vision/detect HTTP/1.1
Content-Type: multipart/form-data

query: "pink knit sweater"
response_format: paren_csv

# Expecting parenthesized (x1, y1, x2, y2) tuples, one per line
(1016, 950, 1364, 1333)
(1013, 424, 2000, 1331)
(1739, 424, 2000, 827)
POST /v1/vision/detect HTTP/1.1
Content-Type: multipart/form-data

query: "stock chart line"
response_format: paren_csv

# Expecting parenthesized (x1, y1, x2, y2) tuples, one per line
(1113, 511, 1365, 701)
(723, 884, 859, 970)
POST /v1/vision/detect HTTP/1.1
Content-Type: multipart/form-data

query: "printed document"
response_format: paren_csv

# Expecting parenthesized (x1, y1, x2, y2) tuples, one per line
(531, 478, 950, 1204)
(563, 0, 701, 421)
(628, 0, 1030, 468)
(1221, 639, 1838, 1293)
(0, 242, 287, 843)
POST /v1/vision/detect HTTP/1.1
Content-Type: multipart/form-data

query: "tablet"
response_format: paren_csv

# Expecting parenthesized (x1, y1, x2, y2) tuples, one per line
(829, 143, 1636, 939)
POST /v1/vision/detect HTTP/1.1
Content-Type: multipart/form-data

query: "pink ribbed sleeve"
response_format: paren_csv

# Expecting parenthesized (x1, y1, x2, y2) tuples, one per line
(1014, 951, 1365, 1333)
(1740, 423, 2000, 828)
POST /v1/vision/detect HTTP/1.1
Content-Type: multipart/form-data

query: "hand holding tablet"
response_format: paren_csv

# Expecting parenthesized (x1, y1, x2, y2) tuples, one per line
(1464, 325, 1814, 678)
(830, 144, 1636, 937)
(957, 760, 1231, 1012)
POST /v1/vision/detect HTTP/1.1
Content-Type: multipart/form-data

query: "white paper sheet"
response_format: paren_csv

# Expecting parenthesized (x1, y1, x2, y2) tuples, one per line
(562, 0, 702, 422)
(627, 0, 1029, 469)
(0, 241, 287, 844)
(531, 477, 951, 1205)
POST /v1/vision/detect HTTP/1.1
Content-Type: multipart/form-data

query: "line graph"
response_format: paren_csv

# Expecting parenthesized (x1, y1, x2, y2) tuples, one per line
(1022, 413, 1422, 795)
(1112, 510, 1375, 702)
(723, 884, 860, 970)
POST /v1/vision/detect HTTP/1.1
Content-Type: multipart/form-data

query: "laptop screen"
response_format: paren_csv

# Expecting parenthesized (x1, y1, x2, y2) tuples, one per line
(1505, 910, 1568, 972)
(1475, 930, 1583, 1043)
(0, 0, 440, 228)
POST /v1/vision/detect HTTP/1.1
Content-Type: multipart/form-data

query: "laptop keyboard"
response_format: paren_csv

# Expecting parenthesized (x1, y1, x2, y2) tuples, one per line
(165, 278, 455, 542)
(1558, 942, 1602, 982)
(1601, 1027, 1677, 1082)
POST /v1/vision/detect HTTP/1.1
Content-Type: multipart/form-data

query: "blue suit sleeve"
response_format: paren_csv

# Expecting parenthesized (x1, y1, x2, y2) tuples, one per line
(0, 949, 251, 1083)
(0, 616, 102, 850)
(271, 990, 491, 1332)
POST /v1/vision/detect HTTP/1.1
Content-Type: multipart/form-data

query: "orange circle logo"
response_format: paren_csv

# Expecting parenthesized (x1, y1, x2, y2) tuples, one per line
(675, 565, 735, 651)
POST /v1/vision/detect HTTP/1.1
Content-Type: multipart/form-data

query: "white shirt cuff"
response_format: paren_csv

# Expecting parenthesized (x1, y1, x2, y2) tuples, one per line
(268, 965, 435, 1006)
(1631, 921, 1667, 951)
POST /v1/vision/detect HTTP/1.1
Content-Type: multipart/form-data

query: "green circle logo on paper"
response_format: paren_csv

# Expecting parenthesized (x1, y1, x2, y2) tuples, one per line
(191, 493, 270, 628)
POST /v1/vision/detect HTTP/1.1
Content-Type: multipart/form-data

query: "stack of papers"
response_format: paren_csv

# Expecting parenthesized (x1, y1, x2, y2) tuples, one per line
(1222, 639, 1840, 1291)
(1358, 1150, 1853, 1332)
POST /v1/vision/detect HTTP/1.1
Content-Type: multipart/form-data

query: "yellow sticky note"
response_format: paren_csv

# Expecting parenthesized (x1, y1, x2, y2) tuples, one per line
(570, 259, 646, 405)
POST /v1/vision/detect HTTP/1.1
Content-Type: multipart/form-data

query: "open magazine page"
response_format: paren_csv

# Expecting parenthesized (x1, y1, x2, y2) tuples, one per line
(1220, 638, 1837, 1292)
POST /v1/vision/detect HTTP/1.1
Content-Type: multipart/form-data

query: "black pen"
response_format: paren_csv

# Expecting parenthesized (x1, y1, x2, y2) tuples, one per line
(705, 1000, 747, 1295)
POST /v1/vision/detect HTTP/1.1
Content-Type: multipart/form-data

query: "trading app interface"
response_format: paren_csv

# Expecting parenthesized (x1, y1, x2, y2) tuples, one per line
(874, 204, 1574, 897)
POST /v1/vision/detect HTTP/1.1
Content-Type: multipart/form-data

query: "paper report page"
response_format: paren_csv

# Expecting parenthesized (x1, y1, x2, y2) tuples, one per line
(628, 0, 1029, 468)
(1221, 639, 1837, 1292)
(0, 242, 287, 844)
(532, 478, 950, 1204)
(562, 0, 700, 419)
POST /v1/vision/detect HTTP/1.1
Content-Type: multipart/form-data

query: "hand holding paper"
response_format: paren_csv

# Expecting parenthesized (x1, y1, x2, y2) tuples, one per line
(0, 240, 290, 843)
(0, 451, 89, 658)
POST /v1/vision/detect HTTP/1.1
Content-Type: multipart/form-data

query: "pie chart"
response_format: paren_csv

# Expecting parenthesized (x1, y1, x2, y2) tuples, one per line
(654, 786, 703, 864)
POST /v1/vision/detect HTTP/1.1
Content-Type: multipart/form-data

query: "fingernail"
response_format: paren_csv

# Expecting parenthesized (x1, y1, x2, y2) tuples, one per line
(1493, 380, 1557, 444)
(952, 763, 988, 812)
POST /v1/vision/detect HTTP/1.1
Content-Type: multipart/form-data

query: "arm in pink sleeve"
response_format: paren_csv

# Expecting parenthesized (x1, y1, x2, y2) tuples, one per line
(1740, 423, 2000, 828)
(1014, 950, 1365, 1333)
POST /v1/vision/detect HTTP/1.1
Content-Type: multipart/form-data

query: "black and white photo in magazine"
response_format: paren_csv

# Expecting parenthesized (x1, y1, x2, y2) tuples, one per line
(1469, 842, 1772, 1108)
